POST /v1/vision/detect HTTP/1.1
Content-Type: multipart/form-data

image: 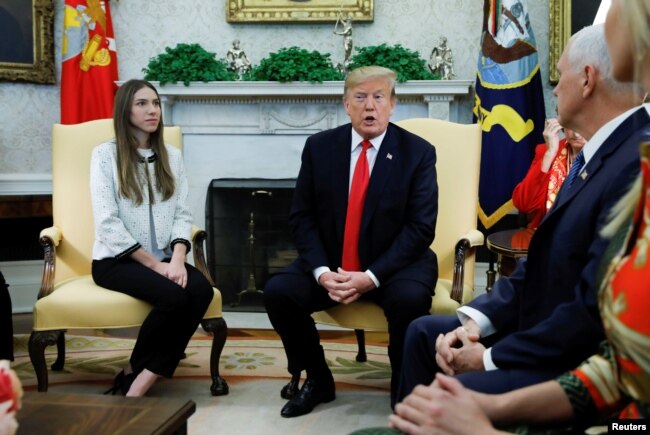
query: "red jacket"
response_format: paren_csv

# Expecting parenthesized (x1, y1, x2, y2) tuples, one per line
(512, 140, 566, 228)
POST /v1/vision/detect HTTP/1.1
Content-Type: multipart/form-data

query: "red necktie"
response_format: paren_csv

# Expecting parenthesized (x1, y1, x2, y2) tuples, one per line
(342, 140, 372, 271)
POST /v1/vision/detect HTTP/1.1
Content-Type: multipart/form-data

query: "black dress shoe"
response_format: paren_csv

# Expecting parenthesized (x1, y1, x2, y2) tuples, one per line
(280, 374, 300, 400)
(280, 378, 335, 418)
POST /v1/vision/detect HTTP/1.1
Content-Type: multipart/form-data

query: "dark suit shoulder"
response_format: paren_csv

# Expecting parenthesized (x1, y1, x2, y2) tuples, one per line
(385, 123, 437, 162)
(388, 122, 432, 147)
(596, 107, 650, 158)
(306, 124, 351, 148)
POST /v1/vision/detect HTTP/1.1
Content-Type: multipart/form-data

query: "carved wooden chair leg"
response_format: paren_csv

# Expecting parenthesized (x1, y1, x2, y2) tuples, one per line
(201, 317, 229, 396)
(28, 330, 63, 392)
(51, 331, 66, 371)
(354, 329, 367, 362)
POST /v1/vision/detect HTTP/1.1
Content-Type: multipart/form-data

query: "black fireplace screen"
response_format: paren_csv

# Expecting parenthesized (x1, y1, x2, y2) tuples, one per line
(206, 178, 297, 311)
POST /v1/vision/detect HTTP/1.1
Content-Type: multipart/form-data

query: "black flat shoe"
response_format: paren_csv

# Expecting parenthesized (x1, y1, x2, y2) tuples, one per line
(280, 374, 300, 400)
(280, 378, 335, 418)
(104, 370, 125, 395)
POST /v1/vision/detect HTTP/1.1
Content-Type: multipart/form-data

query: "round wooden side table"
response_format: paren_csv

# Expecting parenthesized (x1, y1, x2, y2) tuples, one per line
(485, 228, 534, 291)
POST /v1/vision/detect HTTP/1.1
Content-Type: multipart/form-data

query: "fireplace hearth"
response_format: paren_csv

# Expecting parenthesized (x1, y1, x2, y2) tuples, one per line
(206, 178, 297, 311)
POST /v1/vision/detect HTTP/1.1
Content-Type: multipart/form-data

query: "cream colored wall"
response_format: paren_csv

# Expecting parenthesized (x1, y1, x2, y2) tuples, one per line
(0, 0, 554, 178)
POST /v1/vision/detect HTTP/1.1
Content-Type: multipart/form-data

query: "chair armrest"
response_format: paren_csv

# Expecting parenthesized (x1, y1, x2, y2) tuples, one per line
(449, 229, 485, 303)
(40, 226, 62, 246)
(38, 226, 62, 299)
(192, 225, 215, 286)
(462, 229, 484, 248)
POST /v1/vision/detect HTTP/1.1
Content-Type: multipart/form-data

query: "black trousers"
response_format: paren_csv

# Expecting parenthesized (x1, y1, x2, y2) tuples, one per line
(92, 258, 213, 378)
(0, 270, 13, 361)
(396, 315, 562, 403)
(264, 269, 431, 406)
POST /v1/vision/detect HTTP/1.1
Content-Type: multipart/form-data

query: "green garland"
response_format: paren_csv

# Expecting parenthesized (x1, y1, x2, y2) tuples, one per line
(143, 43, 439, 84)
(142, 43, 234, 86)
(348, 44, 439, 82)
(250, 47, 343, 82)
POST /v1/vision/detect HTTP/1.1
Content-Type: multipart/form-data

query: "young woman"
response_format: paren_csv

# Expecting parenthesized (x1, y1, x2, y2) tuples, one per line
(90, 79, 213, 397)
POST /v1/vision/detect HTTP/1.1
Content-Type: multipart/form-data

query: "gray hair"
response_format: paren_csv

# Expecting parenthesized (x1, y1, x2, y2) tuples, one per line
(567, 24, 641, 94)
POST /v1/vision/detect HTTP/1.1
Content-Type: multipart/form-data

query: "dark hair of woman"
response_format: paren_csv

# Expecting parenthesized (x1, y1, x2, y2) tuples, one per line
(112, 79, 175, 204)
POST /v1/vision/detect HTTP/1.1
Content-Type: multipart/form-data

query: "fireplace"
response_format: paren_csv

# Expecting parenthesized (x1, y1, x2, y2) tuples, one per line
(154, 81, 472, 311)
(206, 178, 297, 311)
(152, 81, 473, 245)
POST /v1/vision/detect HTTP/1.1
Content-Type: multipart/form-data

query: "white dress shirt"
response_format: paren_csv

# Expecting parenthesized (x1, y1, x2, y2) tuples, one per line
(312, 129, 387, 287)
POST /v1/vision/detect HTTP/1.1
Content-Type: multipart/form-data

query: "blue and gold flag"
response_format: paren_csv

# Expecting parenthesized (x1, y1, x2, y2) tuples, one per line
(475, 0, 545, 228)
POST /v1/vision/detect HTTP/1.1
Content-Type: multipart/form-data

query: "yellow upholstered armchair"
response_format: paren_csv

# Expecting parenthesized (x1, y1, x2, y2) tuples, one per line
(29, 119, 229, 396)
(312, 118, 484, 361)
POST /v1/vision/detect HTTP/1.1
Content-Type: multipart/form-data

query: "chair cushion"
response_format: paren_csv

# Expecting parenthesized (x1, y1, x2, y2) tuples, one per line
(33, 275, 222, 331)
(311, 279, 474, 331)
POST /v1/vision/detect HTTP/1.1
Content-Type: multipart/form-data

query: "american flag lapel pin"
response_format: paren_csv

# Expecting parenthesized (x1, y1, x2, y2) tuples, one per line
(386, 153, 393, 160)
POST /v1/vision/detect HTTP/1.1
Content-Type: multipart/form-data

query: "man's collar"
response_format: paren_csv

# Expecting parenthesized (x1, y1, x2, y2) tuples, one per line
(582, 104, 649, 164)
(350, 128, 387, 152)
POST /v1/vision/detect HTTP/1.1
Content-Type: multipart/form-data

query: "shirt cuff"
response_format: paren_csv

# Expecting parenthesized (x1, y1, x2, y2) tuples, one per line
(456, 306, 497, 337)
(483, 347, 498, 371)
(313, 266, 331, 284)
(365, 269, 380, 288)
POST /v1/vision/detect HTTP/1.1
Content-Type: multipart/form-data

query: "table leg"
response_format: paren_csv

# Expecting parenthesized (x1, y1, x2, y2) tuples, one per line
(486, 252, 496, 292)
(173, 422, 188, 435)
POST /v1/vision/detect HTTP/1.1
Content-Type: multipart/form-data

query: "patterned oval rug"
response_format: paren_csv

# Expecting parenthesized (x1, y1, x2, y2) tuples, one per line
(12, 332, 391, 391)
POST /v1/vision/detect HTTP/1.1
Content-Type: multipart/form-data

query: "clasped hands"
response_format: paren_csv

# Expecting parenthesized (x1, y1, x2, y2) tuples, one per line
(434, 322, 485, 375)
(390, 323, 493, 435)
(152, 258, 188, 288)
(318, 267, 375, 304)
(389, 374, 496, 435)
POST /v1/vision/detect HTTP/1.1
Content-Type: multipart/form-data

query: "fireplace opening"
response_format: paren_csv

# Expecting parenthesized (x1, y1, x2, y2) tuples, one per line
(206, 178, 297, 311)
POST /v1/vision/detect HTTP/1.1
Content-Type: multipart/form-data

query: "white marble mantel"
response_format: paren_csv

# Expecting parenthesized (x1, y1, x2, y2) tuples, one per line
(156, 80, 473, 127)
(151, 80, 474, 230)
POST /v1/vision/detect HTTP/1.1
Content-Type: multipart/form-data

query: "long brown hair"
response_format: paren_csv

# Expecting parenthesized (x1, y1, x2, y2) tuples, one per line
(113, 79, 175, 205)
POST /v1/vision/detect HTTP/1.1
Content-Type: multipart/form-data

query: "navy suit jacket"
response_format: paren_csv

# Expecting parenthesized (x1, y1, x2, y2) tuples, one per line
(469, 107, 650, 372)
(287, 122, 438, 289)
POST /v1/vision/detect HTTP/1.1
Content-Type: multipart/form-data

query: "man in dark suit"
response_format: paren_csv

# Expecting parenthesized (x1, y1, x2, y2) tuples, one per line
(396, 24, 650, 402)
(264, 66, 438, 418)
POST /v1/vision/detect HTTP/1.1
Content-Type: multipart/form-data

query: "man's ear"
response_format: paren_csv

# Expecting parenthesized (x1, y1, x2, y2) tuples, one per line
(582, 65, 597, 98)
(343, 98, 351, 116)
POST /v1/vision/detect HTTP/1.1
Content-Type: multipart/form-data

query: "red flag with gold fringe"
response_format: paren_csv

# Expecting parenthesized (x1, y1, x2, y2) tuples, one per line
(60, 0, 118, 124)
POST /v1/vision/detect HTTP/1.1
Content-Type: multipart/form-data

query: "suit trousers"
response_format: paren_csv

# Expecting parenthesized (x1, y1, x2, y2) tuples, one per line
(396, 315, 563, 403)
(0, 270, 13, 361)
(92, 258, 214, 378)
(264, 270, 432, 405)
